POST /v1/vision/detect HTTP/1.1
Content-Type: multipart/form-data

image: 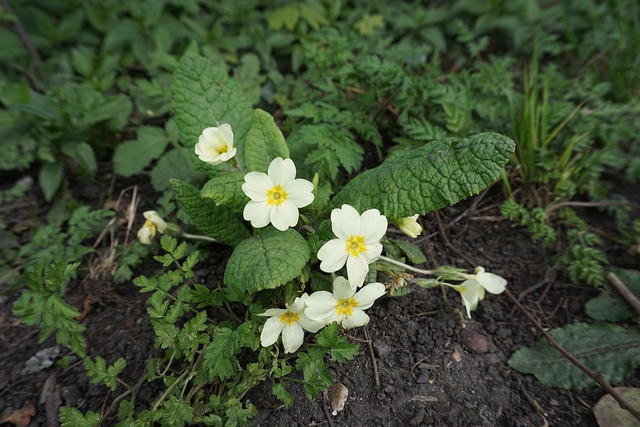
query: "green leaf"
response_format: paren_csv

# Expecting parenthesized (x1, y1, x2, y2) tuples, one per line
(39, 161, 64, 202)
(200, 327, 240, 381)
(508, 323, 640, 390)
(113, 126, 169, 177)
(315, 322, 359, 362)
(330, 133, 514, 217)
(586, 269, 640, 322)
(172, 54, 252, 162)
(150, 148, 202, 191)
(171, 179, 250, 246)
(201, 171, 247, 212)
(224, 227, 310, 294)
(243, 109, 289, 173)
(59, 408, 100, 427)
(272, 383, 294, 408)
(388, 239, 427, 265)
(62, 142, 97, 173)
(266, 5, 300, 31)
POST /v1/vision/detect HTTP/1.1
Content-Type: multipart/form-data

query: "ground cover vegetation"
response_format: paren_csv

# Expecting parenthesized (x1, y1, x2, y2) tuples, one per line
(1, 0, 639, 426)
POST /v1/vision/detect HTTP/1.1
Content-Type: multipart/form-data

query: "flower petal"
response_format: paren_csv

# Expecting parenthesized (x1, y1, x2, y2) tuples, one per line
(218, 123, 234, 147)
(268, 157, 296, 186)
(353, 282, 386, 309)
(270, 201, 299, 231)
(317, 239, 349, 273)
(331, 204, 360, 240)
(137, 226, 153, 245)
(362, 241, 383, 264)
(304, 291, 338, 322)
(243, 201, 272, 228)
(346, 253, 370, 289)
(341, 309, 370, 329)
(297, 313, 325, 333)
(478, 272, 507, 294)
(332, 276, 355, 300)
(281, 323, 304, 353)
(242, 172, 271, 202)
(258, 308, 287, 317)
(284, 179, 314, 208)
(360, 209, 388, 242)
(260, 316, 284, 347)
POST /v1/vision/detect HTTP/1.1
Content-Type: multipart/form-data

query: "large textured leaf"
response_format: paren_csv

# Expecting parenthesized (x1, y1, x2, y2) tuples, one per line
(330, 133, 514, 218)
(586, 268, 640, 322)
(170, 179, 249, 247)
(244, 108, 289, 172)
(224, 227, 310, 294)
(201, 171, 247, 212)
(172, 53, 252, 162)
(508, 323, 640, 390)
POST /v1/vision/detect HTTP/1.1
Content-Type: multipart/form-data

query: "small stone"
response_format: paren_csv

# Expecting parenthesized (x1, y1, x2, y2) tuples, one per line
(409, 410, 426, 426)
(460, 329, 488, 354)
(416, 372, 430, 384)
(329, 382, 348, 416)
(372, 340, 392, 359)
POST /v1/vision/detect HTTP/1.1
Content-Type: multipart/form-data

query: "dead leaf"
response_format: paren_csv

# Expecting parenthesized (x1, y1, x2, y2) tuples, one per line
(0, 401, 36, 427)
(593, 387, 640, 427)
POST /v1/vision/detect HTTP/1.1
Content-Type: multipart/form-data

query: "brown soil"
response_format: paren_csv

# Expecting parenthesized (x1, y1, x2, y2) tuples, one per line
(1, 174, 638, 427)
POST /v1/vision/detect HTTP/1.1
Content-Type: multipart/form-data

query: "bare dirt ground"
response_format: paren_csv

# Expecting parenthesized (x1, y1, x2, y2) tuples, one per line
(1, 173, 638, 427)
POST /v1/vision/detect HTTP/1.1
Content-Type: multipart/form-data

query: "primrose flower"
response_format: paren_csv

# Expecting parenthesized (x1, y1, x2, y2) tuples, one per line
(195, 124, 236, 165)
(242, 157, 314, 231)
(317, 204, 388, 289)
(305, 276, 386, 329)
(259, 294, 325, 354)
(137, 211, 167, 245)
(397, 214, 422, 238)
(446, 267, 507, 317)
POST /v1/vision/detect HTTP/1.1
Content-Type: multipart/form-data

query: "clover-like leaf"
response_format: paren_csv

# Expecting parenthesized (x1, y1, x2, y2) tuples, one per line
(224, 227, 310, 294)
(330, 132, 514, 217)
(170, 179, 249, 247)
(244, 108, 289, 173)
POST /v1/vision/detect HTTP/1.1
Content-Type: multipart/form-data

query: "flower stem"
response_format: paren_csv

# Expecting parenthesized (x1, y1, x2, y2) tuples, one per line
(378, 255, 435, 276)
(180, 232, 218, 242)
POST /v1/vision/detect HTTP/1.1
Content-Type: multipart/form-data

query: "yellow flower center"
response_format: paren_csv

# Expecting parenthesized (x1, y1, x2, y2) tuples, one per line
(335, 298, 358, 317)
(345, 235, 366, 257)
(267, 185, 288, 206)
(143, 219, 157, 238)
(279, 310, 300, 326)
(218, 144, 229, 154)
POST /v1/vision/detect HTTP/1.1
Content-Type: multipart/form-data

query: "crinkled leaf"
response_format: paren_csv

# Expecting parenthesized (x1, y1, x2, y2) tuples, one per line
(244, 108, 289, 173)
(170, 179, 249, 247)
(330, 133, 514, 217)
(172, 53, 252, 165)
(201, 170, 247, 212)
(508, 323, 640, 390)
(224, 227, 310, 294)
(586, 269, 640, 322)
(113, 126, 169, 176)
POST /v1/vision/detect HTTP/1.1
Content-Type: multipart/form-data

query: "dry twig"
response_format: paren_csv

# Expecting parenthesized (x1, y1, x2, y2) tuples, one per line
(505, 288, 640, 423)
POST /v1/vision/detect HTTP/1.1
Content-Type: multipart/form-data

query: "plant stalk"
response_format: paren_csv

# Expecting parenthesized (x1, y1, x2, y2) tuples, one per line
(504, 288, 640, 422)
